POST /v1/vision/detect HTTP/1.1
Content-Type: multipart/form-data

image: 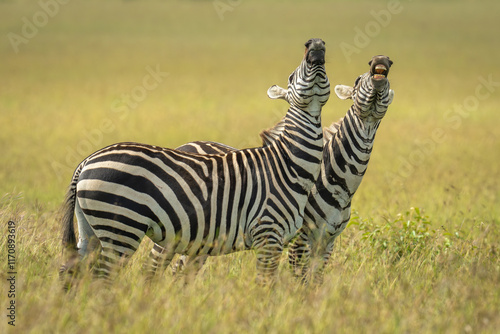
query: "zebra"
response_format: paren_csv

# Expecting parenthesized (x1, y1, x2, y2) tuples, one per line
(287, 55, 394, 283)
(172, 55, 395, 284)
(59, 38, 331, 285)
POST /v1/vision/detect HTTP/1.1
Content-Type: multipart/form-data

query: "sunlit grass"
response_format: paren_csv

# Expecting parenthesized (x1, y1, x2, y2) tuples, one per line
(1, 198, 498, 333)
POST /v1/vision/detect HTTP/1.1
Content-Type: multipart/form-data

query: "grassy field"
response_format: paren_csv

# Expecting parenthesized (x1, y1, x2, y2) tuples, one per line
(1, 0, 499, 333)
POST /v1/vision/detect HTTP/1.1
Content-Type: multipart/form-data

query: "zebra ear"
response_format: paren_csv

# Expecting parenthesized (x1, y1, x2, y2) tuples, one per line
(267, 85, 288, 101)
(334, 85, 354, 100)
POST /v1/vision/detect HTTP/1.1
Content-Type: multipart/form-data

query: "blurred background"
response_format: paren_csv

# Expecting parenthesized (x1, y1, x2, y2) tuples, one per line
(1, 0, 499, 228)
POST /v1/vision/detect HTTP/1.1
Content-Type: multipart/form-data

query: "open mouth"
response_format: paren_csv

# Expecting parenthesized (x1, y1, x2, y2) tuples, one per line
(372, 64, 388, 80)
(369, 55, 392, 82)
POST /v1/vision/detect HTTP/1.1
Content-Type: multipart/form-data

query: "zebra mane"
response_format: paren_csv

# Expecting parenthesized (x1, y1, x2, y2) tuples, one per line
(260, 117, 343, 146)
(259, 117, 286, 146)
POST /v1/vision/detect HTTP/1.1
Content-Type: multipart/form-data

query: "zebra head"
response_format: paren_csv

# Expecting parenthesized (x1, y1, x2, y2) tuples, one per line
(335, 55, 395, 120)
(267, 38, 330, 116)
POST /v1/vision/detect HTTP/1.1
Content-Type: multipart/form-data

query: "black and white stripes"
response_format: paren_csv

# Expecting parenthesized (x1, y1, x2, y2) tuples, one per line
(173, 56, 395, 284)
(60, 38, 330, 284)
(288, 55, 394, 283)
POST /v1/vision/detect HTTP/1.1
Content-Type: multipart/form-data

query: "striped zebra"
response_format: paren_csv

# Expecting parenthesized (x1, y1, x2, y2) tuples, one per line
(59, 38, 331, 284)
(173, 56, 394, 284)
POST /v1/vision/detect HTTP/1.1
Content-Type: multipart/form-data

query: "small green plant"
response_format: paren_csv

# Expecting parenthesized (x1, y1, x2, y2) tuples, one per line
(350, 207, 457, 262)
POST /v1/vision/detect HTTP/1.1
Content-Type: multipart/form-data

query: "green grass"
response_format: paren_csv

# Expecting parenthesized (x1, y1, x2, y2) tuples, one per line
(1, 0, 499, 333)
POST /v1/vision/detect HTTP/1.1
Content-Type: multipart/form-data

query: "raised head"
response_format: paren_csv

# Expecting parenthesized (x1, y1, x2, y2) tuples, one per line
(335, 55, 394, 120)
(369, 55, 393, 90)
(267, 38, 330, 114)
(304, 38, 326, 65)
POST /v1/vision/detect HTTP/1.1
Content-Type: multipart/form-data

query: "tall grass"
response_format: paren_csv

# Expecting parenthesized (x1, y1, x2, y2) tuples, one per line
(1, 0, 499, 333)
(1, 196, 498, 333)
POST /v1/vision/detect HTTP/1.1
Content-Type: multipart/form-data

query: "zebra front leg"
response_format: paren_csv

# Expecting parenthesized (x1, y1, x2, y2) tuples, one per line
(288, 232, 312, 284)
(252, 228, 285, 285)
(310, 239, 336, 285)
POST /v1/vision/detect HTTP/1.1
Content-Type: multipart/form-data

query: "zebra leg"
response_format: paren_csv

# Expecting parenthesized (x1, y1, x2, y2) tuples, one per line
(59, 249, 80, 290)
(288, 232, 312, 283)
(252, 229, 284, 285)
(89, 223, 149, 280)
(171, 255, 189, 275)
(310, 239, 335, 285)
(145, 243, 175, 279)
(171, 254, 209, 284)
(91, 242, 140, 280)
(171, 255, 208, 277)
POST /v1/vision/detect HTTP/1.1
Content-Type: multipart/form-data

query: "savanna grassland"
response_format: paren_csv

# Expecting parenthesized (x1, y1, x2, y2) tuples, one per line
(1, 0, 499, 333)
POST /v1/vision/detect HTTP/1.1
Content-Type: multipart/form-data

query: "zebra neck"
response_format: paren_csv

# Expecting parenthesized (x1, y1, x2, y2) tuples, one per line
(282, 106, 323, 145)
(271, 105, 323, 192)
(348, 106, 381, 146)
(320, 107, 379, 200)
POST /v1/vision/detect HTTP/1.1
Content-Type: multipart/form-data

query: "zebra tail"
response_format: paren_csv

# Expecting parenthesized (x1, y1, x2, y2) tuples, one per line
(61, 159, 89, 252)
(61, 183, 78, 251)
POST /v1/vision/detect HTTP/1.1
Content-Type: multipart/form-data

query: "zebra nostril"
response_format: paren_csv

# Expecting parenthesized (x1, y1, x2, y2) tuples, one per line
(307, 49, 325, 65)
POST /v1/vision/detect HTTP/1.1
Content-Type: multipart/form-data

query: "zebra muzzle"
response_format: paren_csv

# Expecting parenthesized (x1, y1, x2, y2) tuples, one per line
(304, 38, 326, 65)
(373, 65, 388, 80)
(307, 49, 325, 65)
(369, 55, 393, 81)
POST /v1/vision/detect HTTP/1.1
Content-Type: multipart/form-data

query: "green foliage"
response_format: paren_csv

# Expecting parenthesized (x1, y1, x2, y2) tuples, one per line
(350, 207, 459, 262)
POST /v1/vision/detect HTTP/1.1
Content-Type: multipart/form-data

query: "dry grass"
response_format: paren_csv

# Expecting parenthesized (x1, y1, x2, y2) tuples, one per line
(1, 198, 498, 333)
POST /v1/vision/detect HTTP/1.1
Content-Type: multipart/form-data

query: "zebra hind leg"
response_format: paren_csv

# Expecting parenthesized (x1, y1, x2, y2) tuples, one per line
(90, 241, 140, 282)
(171, 255, 188, 276)
(144, 243, 175, 281)
(59, 237, 103, 290)
(171, 255, 208, 276)
(59, 247, 81, 291)
(175, 255, 209, 285)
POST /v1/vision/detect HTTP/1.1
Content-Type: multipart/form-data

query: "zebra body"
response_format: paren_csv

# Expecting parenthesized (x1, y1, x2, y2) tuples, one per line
(174, 56, 395, 283)
(60, 38, 330, 283)
(289, 55, 394, 283)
